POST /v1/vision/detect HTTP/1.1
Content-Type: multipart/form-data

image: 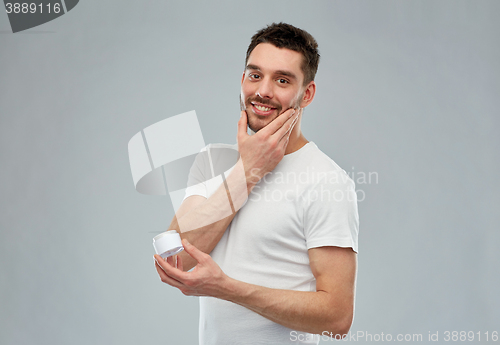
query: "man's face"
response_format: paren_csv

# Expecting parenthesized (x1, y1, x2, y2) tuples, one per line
(240, 43, 306, 132)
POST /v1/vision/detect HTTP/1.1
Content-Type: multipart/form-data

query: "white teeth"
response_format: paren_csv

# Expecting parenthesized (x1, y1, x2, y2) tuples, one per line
(254, 105, 272, 111)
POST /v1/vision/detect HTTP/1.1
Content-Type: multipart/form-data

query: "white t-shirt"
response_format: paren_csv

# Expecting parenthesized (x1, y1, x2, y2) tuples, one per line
(183, 142, 359, 345)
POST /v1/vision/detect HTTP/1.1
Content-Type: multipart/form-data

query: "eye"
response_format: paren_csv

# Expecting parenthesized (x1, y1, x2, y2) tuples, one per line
(249, 73, 261, 80)
(277, 78, 289, 84)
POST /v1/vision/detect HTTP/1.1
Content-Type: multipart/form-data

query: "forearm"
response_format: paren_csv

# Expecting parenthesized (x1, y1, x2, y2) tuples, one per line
(169, 159, 254, 270)
(170, 214, 233, 271)
(219, 277, 352, 336)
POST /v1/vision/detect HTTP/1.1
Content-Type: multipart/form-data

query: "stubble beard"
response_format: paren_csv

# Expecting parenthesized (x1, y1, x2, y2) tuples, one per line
(239, 93, 302, 133)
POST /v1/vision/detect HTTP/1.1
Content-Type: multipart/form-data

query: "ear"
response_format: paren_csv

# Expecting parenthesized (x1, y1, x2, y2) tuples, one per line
(299, 81, 316, 108)
(241, 72, 245, 86)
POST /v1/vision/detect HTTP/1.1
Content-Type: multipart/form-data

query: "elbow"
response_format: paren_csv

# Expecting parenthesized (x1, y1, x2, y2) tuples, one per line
(338, 319, 353, 338)
(324, 312, 353, 338)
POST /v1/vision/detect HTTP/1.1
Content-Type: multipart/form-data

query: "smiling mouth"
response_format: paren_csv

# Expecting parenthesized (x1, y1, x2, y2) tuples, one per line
(250, 102, 278, 116)
(253, 104, 274, 111)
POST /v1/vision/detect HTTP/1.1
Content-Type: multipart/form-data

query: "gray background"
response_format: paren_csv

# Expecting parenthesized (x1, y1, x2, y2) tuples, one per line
(1, 1, 498, 344)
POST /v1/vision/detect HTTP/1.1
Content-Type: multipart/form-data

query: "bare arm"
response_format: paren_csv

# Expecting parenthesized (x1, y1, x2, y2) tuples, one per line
(224, 246, 357, 336)
(168, 159, 250, 271)
(155, 242, 357, 337)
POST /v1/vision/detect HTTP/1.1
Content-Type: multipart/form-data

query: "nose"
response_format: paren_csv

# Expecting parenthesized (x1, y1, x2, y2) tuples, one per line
(256, 78, 273, 99)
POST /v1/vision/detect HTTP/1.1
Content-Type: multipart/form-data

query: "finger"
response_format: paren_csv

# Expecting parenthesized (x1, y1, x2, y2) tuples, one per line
(181, 239, 207, 263)
(258, 108, 295, 137)
(281, 134, 290, 151)
(275, 111, 299, 143)
(237, 110, 249, 142)
(166, 255, 174, 267)
(154, 254, 188, 281)
(176, 254, 184, 271)
(155, 261, 185, 289)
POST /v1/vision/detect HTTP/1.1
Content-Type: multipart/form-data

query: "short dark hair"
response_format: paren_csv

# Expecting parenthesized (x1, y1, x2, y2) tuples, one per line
(245, 22, 320, 86)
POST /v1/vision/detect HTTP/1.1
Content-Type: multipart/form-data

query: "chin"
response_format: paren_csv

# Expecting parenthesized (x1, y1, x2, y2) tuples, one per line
(247, 111, 278, 133)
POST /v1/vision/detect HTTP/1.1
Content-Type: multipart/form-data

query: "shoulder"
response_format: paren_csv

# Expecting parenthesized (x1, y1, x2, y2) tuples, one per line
(200, 143, 239, 175)
(299, 142, 355, 188)
(204, 142, 238, 151)
(190, 142, 238, 170)
(204, 142, 239, 159)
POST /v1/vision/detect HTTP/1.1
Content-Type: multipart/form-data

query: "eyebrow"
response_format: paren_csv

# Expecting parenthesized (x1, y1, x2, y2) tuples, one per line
(246, 64, 298, 81)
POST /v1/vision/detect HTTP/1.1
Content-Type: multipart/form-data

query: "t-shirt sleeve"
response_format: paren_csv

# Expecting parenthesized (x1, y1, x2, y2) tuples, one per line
(182, 146, 211, 200)
(302, 170, 359, 253)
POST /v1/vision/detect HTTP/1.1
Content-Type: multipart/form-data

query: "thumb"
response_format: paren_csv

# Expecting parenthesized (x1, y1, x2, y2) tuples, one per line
(182, 239, 206, 263)
(237, 110, 249, 142)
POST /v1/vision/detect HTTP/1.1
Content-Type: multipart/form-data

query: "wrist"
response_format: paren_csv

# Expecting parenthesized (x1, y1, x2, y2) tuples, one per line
(217, 275, 238, 301)
(246, 179, 258, 194)
(218, 276, 256, 309)
(234, 158, 260, 194)
(245, 167, 263, 191)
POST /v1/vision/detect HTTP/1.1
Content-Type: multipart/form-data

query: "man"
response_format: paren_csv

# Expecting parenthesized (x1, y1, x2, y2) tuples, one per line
(154, 23, 359, 345)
